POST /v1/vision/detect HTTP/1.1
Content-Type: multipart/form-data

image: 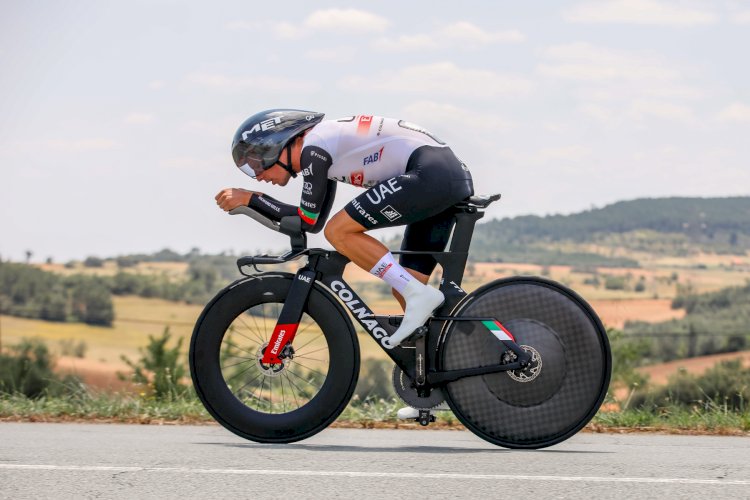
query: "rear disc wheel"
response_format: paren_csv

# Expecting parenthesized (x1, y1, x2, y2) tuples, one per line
(440, 277, 611, 449)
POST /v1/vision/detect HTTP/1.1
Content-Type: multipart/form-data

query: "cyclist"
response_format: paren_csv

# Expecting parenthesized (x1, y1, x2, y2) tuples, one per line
(216, 108, 473, 355)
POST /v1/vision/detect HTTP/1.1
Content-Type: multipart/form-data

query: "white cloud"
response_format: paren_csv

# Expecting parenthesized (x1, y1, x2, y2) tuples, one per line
(538, 42, 678, 82)
(565, 0, 718, 26)
(227, 9, 388, 39)
(124, 112, 155, 125)
(496, 145, 593, 168)
(45, 139, 117, 153)
(733, 10, 750, 24)
(340, 62, 533, 97)
(372, 21, 523, 52)
(186, 72, 315, 93)
(717, 102, 750, 122)
(304, 8, 389, 34)
(372, 34, 439, 52)
(305, 47, 357, 63)
(628, 100, 696, 122)
(402, 101, 514, 133)
(439, 22, 525, 44)
(149, 80, 166, 90)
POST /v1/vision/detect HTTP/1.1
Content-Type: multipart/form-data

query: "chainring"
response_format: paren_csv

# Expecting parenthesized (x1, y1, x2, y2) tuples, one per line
(392, 365, 445, 409)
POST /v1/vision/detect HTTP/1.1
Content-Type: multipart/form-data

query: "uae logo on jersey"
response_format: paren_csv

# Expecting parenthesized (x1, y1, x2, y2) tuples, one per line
(363, 147, 384, 166)
(380, 205, 402, 222)
(350, 170, 364, 186)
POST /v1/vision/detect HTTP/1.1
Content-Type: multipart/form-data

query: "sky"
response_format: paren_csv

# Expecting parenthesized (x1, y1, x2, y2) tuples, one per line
(1, 0, 749, 262)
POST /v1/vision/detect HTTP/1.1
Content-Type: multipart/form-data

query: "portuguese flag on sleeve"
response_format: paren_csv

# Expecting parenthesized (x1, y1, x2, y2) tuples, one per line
(298, 206, 319, 225)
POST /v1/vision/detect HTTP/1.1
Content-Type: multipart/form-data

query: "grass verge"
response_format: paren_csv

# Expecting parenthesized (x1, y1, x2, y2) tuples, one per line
(1, 393, 748, 435)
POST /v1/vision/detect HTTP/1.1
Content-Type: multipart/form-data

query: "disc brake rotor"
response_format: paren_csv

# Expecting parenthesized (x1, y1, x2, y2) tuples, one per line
(255, 342, 291, 377)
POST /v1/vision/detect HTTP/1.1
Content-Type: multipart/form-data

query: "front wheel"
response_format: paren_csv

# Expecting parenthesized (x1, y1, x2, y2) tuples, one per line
(440, 277, 611, 449)
(189, 274, 360, 443)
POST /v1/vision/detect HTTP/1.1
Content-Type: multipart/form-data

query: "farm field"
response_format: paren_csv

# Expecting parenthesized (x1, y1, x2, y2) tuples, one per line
(4, 252, 749, 389)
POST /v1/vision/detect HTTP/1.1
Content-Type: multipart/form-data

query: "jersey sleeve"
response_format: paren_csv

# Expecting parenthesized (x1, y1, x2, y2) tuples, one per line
(248, 193, 298, 220)
(297, 145, 336, 233)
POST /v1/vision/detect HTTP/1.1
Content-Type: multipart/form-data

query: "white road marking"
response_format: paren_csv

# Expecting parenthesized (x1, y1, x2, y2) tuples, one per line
(0, 464, 748, 485)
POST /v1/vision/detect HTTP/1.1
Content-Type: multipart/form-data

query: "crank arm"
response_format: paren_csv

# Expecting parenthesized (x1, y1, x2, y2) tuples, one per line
(426, 361, 524, 385)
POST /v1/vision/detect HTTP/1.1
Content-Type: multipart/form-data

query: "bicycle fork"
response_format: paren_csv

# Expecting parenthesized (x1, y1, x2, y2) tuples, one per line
(260, 268, 317, 365)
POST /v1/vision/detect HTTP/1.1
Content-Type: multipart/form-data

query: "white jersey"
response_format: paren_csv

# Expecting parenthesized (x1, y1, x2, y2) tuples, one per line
(302, 115, 448, 188)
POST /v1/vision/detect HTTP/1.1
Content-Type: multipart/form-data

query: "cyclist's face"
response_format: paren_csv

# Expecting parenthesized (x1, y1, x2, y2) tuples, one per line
(256, 164, 291, 186)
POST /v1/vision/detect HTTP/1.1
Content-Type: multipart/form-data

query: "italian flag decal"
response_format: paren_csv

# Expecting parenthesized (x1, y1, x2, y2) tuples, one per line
(482, 320, 516, 342)
(298, 207, 319, 225)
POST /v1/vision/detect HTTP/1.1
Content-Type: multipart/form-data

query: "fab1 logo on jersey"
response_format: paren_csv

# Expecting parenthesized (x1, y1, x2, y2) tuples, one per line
(363, 147, 384, 166)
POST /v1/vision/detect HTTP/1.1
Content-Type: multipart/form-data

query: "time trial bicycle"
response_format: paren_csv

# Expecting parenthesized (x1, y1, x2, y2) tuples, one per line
(189, 194, 611, 449)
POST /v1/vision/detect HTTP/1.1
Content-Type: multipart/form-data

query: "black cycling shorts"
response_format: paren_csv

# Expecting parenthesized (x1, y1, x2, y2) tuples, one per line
(344, 146, 474, 275)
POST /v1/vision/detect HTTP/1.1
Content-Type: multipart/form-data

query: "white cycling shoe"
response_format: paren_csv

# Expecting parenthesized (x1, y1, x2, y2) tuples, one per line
(397, 402, 450, 420)
(383, 282, 444, 349)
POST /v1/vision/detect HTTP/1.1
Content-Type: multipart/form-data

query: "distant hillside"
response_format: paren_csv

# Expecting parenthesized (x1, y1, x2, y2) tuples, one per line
(471, 197, 750, 265)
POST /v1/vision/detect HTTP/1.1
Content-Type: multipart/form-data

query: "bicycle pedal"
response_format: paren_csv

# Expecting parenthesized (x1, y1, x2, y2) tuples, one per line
(417, 409, 436, 427)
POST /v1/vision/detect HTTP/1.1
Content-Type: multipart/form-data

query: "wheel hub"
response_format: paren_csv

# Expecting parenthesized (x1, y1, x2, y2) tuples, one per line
(506, 345, 542, 382)
(256, 342, 294, 377)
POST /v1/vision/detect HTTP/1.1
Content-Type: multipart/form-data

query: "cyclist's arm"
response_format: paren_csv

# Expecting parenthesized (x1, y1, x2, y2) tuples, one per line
(247, 192, 298, 219)
(297, 145, 336, 234)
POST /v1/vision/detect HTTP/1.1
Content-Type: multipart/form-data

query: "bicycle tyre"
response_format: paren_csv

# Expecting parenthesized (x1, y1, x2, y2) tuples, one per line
(189, 273, 360, 443)
(440, 276, 611, 449)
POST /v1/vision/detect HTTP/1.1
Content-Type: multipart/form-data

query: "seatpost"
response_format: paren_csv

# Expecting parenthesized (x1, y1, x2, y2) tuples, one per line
(441, 209, 484, 287)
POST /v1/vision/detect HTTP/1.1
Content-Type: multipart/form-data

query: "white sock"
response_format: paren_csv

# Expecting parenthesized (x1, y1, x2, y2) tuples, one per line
(369, 252, 412, 294)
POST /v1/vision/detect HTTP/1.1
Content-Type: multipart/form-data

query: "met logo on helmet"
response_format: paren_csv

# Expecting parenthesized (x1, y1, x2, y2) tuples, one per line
(242, 116, 283, 139)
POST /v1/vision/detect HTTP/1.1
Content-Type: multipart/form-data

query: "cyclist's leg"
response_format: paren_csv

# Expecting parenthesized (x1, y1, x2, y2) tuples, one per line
(327, 151, 472, 347)
(392, 209, 456, 308)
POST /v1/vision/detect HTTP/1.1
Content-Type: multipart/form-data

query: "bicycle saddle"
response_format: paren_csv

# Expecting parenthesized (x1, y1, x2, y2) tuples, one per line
(456, 193, 502, 209)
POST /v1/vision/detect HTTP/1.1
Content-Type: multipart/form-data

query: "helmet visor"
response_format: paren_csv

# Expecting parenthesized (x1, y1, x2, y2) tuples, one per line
(232, 143, 268, 178)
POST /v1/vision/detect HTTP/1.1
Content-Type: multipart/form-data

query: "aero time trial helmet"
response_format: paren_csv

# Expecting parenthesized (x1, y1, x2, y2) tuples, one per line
(231, 109, 325, 178)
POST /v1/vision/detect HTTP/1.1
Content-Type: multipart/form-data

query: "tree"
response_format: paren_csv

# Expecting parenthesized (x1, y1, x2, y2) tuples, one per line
(69, 277, 114, 326)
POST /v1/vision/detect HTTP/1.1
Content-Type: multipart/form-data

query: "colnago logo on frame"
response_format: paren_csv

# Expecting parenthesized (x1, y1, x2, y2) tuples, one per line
(330, 280, 390, 345)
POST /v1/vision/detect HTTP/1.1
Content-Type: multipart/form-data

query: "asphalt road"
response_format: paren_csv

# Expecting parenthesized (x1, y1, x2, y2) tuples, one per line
(1, 423, 749, 499)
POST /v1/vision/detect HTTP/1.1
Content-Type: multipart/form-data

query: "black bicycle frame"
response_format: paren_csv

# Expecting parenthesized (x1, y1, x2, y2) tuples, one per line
(245, 203, 529, 390)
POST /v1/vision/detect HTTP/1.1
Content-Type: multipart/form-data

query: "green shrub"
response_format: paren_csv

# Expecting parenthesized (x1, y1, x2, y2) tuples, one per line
(631, 360, 750, 411)
(604, 275, 627, 290)
(119, 327, 188, 400)
(0, 339, 80, 398)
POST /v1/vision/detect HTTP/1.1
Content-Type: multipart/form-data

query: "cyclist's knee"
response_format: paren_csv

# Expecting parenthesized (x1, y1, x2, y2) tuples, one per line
(325, 211, 365, 249)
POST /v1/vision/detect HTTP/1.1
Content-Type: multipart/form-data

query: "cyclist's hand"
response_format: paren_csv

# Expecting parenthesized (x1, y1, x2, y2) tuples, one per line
(215, 188, 257, 211)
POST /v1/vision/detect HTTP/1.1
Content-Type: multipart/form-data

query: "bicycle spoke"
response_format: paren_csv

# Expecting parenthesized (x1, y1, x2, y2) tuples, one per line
(290, 360, 327, 379)
(292, 354, 327, 363)
(282, 372, 300, 409)
(258, 374, 266, 410)
(294, 332, 324, 352)
(237, 314, 266, 346)
(221, 357, 255, 370)
(222, 338, 257, 356)
(294, 345, 329, 357)
(295, 317, 317, 336)
(287, 365, 320, 390)
(280, 371, 287, 412)
(233, 370, 263, 396)
(224, 362, 256, 384)
(283, 371, 307, 406)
